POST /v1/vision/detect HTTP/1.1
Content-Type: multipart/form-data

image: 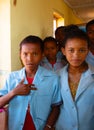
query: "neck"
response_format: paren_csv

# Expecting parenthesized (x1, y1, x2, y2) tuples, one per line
(47, 57, 56, 63)
(25, 67, 38, 78)
(68, 62, 88, 74)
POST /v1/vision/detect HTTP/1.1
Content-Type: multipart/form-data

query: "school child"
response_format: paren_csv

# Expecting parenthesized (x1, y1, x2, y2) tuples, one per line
(55, 28, 94, 130)
(86, 19, 94, 66)
(40, 36, 66, 73)
(0, 35, 61, 130)
(55, 26, 66, 59)
(55, 25, 78, 61)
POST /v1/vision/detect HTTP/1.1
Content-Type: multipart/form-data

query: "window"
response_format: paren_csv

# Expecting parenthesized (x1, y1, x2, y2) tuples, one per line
(53, 12, 64, 37)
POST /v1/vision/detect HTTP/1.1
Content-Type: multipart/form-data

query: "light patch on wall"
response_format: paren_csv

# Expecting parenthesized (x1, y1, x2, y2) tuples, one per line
(53, 12, 64, 37)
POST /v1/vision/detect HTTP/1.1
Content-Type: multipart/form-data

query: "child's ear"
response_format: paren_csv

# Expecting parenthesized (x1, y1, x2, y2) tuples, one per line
(61, 47, 65, 55)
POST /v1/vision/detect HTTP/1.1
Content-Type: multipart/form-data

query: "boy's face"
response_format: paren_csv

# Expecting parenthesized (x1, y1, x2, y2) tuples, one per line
(55, 32, 65, 49)
(20, 43, 43, 72)
(44, 41, 58, 60)
(61, 38, 89, 67)
(87, 24, 94, 44)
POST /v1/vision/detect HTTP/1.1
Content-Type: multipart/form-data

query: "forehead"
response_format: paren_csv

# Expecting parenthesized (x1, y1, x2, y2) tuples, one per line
(87, 24, 94, 31)
(44, 41, 57, 47)
(21, 43, 42, 51)
(65, 38, 88, 48)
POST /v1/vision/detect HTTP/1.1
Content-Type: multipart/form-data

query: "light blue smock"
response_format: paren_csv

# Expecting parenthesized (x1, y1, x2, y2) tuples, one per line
(86, 51, 94, 66)
(40, 57, 66, 73)
(56, 64, 94, 130)
(0, 66, 61, 130)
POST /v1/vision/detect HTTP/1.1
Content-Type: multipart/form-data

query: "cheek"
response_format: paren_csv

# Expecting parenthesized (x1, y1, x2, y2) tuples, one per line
(52, 49, 57, 54)
(36, 55, 43, 61)
(44, 50, 48, 55)
(88, 34, 93, 38)
(83, 53, 89, 59)
(20, 56, 26, 63)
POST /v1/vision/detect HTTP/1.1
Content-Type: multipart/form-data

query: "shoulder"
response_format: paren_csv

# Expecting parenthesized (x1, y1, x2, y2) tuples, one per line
(59, 65, 68, 76)
(7, 68, 25, 79)
(38, 66, 58, 77)
(88, 64, 94, 74)
(40, 57, 48, 63)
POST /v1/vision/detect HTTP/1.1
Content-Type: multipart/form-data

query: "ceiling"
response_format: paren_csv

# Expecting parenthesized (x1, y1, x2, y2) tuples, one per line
(63, 0, 94, 23)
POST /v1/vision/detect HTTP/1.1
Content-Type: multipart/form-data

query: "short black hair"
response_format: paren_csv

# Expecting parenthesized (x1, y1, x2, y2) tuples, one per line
(63, 28, 90, 48)
(55, 26, 66, 35)
(43, 36, 57, 45)
(64, 24, 79, 32)
(20, 35, 43, 52)
(86, 19, 94, 31)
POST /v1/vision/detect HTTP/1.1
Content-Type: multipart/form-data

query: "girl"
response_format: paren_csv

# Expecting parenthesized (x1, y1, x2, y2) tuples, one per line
(56, 28, 94, 130)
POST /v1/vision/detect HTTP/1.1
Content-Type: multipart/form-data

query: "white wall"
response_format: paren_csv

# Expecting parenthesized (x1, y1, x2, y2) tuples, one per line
(0, 0, 11, 88)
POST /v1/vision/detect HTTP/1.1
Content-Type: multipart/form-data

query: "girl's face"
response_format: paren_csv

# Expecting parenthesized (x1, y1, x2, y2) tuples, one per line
(20, 43, 43, 73)
(44, 41, 58, 60)
(62, 38, 89, 67)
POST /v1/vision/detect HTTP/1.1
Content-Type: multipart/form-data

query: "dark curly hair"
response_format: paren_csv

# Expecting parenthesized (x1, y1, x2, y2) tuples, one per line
(62, 27, 90, 48)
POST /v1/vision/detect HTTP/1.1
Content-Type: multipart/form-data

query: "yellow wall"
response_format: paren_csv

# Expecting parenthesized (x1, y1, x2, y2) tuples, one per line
(0, 0, 83, 87)
(11, 0, 82, 71)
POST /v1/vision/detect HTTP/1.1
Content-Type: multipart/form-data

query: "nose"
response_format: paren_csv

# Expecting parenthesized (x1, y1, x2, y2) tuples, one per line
(27, 54, 33, 61)
(73, 51, 79, 58)
(47, 49, 52, 54)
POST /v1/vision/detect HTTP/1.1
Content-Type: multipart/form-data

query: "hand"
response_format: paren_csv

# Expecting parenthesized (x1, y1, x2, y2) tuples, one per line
(12, 78, 37, 96)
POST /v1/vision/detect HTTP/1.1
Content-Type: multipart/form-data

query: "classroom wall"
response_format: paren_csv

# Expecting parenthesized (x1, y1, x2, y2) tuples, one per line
(0, 0, 11, 88)
(11, 0, 82, 71)
(0, 0, 82, 87)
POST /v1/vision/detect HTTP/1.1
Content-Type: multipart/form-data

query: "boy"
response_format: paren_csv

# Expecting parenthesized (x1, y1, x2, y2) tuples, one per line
(40, 36, 66, 73)
(55, 26, 66, 59)
(0, 35, 61, 130)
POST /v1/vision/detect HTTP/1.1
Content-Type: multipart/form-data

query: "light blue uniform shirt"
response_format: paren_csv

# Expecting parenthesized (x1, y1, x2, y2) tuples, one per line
(56, 64, 94, 130)
(40, 57, 66, 73)
(0, 66, 61, 130)
(86, 51, 94, 66)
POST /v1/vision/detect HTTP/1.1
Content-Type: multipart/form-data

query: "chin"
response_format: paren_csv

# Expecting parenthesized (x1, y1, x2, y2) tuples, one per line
(71, 63, 82, 67)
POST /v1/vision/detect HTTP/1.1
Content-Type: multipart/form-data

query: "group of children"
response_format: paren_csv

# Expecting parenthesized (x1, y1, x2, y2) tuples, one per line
(0, 19, 94, 130)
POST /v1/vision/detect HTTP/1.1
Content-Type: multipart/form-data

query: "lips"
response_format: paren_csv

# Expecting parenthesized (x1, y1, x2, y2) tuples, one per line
(71, 59, 81, 62)
(26, 63, 34, 66)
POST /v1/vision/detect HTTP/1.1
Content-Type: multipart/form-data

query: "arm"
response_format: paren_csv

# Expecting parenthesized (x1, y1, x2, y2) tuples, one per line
(44, 105, 60, 130)
(0, 79, 37, 107)
(0, 90, 15, 107)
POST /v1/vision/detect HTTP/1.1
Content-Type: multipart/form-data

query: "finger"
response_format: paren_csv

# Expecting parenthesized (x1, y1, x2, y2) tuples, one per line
(30, 87, 37, 90)
(31, 84, 35, 87)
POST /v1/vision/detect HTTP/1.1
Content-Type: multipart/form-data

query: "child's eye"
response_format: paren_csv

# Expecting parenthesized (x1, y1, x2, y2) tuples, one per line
(33, 53, 38, 56)
(88, 31, 94, 34)
(79, 49, 87, 53)
(68, 49, 74, 53)
(23, 53, 27, 56)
